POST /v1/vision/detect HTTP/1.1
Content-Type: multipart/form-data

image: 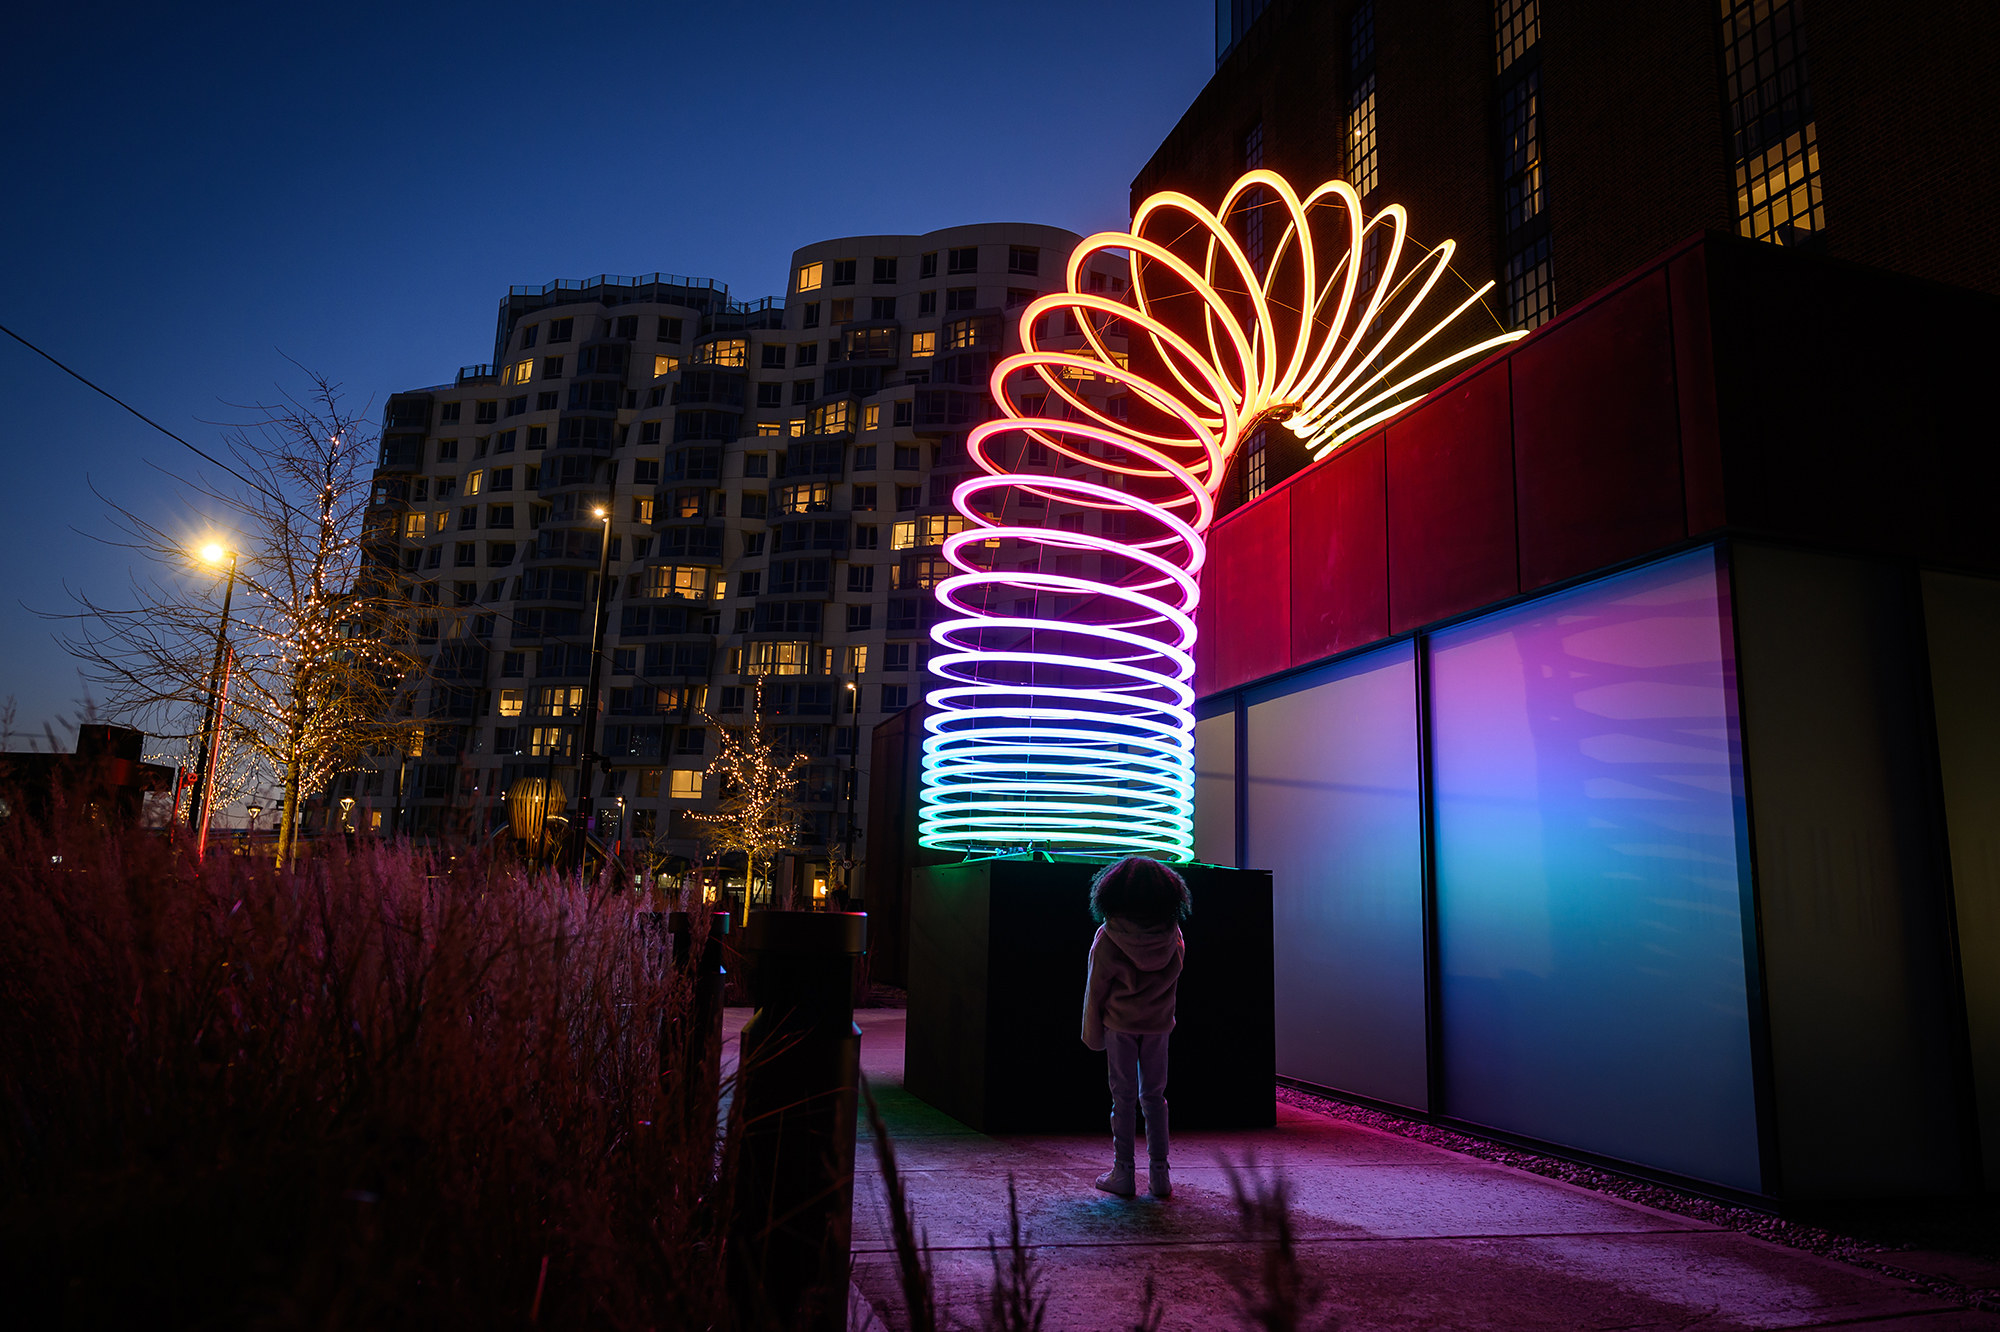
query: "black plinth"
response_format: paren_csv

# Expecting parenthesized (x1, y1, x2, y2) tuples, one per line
(906, 856, 1274, 1132)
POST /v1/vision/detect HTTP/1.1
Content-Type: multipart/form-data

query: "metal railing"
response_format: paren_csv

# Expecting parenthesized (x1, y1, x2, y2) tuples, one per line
(508, 273, 729, 298)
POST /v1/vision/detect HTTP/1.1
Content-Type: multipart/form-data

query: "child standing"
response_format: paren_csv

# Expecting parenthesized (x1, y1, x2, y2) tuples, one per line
(1080, 856, 1192, 1199)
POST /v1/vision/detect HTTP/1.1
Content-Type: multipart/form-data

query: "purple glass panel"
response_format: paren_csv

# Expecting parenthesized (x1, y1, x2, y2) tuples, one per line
(1430, 547, 1761, 1190)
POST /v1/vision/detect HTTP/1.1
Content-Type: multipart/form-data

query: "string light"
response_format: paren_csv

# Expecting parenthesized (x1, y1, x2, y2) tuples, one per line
(919, 170, 1526, 860)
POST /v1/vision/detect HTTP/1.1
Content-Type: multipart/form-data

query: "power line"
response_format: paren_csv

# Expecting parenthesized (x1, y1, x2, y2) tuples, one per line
(0, 318, 310, 522)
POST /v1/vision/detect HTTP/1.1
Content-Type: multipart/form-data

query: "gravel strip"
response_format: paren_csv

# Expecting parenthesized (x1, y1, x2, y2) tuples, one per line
(1275, 1084, 2000, 1312)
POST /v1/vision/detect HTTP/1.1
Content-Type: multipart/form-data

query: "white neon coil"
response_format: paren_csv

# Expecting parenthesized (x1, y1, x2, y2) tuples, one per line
(920, 171, 1526, 860)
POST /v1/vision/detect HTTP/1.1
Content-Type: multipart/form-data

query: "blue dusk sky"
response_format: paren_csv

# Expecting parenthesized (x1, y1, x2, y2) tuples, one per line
(0, 0, 1213, 743)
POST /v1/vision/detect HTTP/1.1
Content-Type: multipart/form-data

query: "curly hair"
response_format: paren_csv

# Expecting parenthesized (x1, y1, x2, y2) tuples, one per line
(1088, 856, 1193, 926)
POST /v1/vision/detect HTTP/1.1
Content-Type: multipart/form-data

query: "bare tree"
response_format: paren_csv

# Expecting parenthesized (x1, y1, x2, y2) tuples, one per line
(53, 372, 425, 861)
(689, 675, 811, 908)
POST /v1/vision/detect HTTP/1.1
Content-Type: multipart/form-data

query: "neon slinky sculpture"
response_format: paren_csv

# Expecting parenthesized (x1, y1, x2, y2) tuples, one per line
(919, 171, 1527, 860)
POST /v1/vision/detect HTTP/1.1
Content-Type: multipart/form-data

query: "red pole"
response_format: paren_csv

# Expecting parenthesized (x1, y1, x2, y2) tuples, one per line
(195, 644, 235, 865)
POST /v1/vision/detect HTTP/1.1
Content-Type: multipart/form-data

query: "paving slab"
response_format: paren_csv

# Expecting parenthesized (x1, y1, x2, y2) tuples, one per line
(821, 1010, 2000, 1332)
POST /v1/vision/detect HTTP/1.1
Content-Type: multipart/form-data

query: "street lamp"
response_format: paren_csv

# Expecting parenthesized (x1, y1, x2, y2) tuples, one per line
(573, 502, 615, 875)
(246, 802, 263, 837)
(189, 542, 239, 857)
(842, 679, 860, 904)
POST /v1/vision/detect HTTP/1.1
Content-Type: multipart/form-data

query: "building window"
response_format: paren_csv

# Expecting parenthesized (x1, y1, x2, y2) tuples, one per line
(796, 261, 823, 292)
(870, 256, 898, 285)
(658, 316, 683, 342)
(520, 325, 539, 350)
(810, 400, 852, 435)
(1347, 2, 1378, 196)
(831, 259, 857, 286)
(526, 426, 547, 450)
(947, 247, 978, 275)
(670, 769, 703, 800)
(536, 391, 559, 411)
(1495, 0, 1538, 71)
(870, 296, 897, 320)
(475, 401, 498, 424)
(1499, 71, 1542, 235)
(792, 380, 814, 405)
(795, 342, 819, 368)
(917, 291, 937, 316)
(881, 684, 910, 711)
(848, 564, 876, 593)
(945, 287, 978, 313)
(1720, 0, 1824, 246)
(893, 401, 913, 428)
(1244, 427, 1269, 501)
(747, 640, 812, 676)
(693, 339, 746, 368)
(440, 402, 462, 424)
(487, 504, 514, 528)
(802, 303, 821, 329)
(910, 330, 936, 358)
(506, 396, 527, 417)
(762, 344, 787, 369)
(511, 358, 534, 385)
(830, 298, 854, 323)
(548, 318, 573, 343)
(919, 251, 938, 279)
(1241, 120, 1266, 268)
(653, 355, 679, 377)
(853, 447, 877, 473)
(455, 542, 476, 567)
(1503, 235, 1556, 331)
(894, 446, 921, 471)
(758, 383, 783, 408)
(1007, 246, 1039, 275)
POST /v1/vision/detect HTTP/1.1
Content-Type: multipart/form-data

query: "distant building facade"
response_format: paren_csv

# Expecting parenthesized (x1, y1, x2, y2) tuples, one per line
(337, 225, 1128, 905)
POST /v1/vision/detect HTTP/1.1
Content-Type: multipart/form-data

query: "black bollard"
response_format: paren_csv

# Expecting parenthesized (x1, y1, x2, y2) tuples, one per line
(659, 910, 731, 1167)
(727, 910, 867, 1332)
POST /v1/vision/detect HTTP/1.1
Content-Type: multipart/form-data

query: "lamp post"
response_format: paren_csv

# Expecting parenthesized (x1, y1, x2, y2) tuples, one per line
(246, 802, 263, 840)
(188, 543, 238, 839)
(843, 679, 859, 903)
(574, 503, 615, 875)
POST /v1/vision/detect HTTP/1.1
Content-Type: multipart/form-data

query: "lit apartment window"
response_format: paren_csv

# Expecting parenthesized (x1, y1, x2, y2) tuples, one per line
(403, 512, 427, 539)
(796, 261, 823, 292)
(891, 520, 917, 550)
(646, 565, 712, 600)
(779, 480, 831, 513)
(863, 404, 881, 431)
(844, 645, 868, 675)
(495, 688, 525, 718)
(1720, 0, 1824, 246)
(654, 355, 680, 377)
(1495, 0, 1553, 329)
(465, 469, 483, 496)
(693, 339, 746, 368)
(511, 358, 534, 385)
(916, 514, 968, 546)
(911, 330, 936, 358)
(1347, 2, 1378, 196)
(670, 769, 703, 799)
(746, 640, 811, 676)
(756, 423, 784, 437)
(810, 400, 852, 435)
(631, 497, 655, 523)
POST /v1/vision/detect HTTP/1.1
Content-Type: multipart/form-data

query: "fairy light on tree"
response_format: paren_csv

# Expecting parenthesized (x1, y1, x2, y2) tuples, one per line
(920, 170, 1528, 860)
(689, 675, 811, 909)
(56, 374, 430, 863)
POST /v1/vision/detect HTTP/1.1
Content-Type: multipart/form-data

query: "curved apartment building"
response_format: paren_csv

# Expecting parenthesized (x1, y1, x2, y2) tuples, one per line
(338, 222, 1129, 907)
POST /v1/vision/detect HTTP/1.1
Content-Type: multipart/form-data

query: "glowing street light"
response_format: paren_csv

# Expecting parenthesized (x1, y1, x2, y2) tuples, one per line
(189, 541, 240, 861)
(919, 170, 1527, 860)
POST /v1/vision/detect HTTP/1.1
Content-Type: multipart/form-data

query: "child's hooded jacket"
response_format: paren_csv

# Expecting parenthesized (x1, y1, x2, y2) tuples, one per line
(1080, 919, 1184, 1051)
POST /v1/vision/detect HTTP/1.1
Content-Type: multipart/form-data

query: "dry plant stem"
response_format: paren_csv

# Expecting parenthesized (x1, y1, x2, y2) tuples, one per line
(1222, 1156, 1330, 1332)
(0, 809, 746, 1330)
(984, 1174, 1048, 1332)
(862, 1075, 942, 1332)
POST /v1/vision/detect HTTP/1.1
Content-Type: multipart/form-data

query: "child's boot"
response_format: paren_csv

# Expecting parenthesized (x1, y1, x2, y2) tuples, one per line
(1095, 1160, 1136, 1197)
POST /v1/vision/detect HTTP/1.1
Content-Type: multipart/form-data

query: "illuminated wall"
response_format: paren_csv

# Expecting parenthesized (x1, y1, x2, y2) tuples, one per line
(1430, 547, 1761, 1191)
(1245, 642, 1426, 1110)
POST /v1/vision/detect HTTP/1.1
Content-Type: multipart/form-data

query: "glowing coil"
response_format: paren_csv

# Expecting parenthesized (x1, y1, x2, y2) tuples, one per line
(920, 171, 1527, 859)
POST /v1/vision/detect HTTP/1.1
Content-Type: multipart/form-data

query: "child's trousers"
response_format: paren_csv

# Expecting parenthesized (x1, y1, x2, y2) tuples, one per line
(1105, 1030, 1170, 1166)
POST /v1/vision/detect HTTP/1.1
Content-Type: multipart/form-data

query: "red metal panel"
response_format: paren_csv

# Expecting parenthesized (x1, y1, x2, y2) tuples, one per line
(1670, 246, 1726, 535)
(1204, 486, 1292, 692)
(1289, 432, 1389, 664)
(1387, 365, 1518, 634)
(1513, 271, 1687, 589)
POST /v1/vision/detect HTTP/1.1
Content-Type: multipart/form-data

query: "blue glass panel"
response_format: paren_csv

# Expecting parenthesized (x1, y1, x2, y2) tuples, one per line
(1247, 640, 1427, 1108)
(1431, 547, 1760, 1189)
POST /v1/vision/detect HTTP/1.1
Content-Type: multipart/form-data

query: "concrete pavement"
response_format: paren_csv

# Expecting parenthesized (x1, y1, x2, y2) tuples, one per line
(829, 1009, 2000, 1332)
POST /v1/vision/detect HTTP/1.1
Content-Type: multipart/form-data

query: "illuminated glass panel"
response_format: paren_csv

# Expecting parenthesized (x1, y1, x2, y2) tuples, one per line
(1499, 71, 1542, 234)
(910, 330, 937, 358)
(1430, 548, 1761, 1190)
(1247, 641, 1426, 1108)
(1720, 0, 1824, 245)
(796, 262, 823, 293)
